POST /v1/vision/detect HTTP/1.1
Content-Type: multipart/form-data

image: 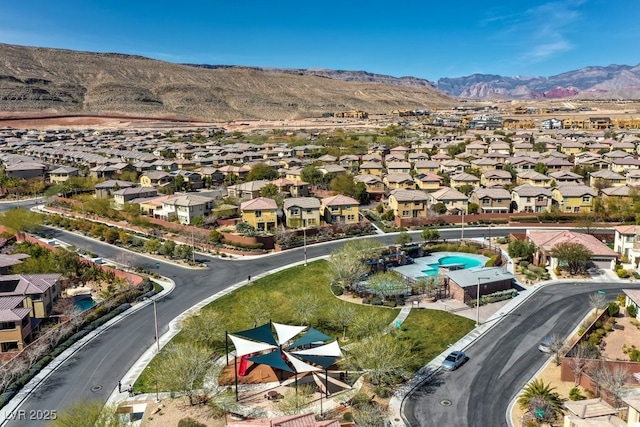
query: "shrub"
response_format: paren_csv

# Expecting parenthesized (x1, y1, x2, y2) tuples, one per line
(588, 334, 600, 346)
(342, 412, 354, 422)
(617, 269, 630, 278)
(554, 266, 561, 275)
(628, 304, 638, 318)
(569, 386, 586, 401)
(607, 302, 620, 317)
(331, 284, 344, 296)
(383, 300, 397, 307)
(519, 260, 529, 268)
(178, 418, 207, 427)
(371, 297, 382, 306)
(485, 255, 499, 267)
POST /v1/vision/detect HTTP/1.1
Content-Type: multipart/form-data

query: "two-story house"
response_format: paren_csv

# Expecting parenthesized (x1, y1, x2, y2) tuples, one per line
(113, 187, 159, 208)
(383, 173, 415, 190)
(388, 189, 429, 221)
(413, 172, 442, 192)
(469, 188, 511, 213)
(271, 178, 310, 198)
(48, 166, 80, 184)
(450, 173, 480, 190)
(283, 197, 321, 228)
(552, 185, 596, 213)
(589, 170, 626, 189)
(320, 195, 360, 224)
(510, 184, 553, 213)
(481, 170, 512, 188)
(240, 197, 278, 231)
(354, 174, 385, 200)
(140, 171, 174, 188)
(429, 187, 468, 214)
(0, 274, 61, 320)
(359, 161, 385, 177)
(156, 194, 216, 224)
(0, 296, 32, 353)
(516, 170, 552, 187)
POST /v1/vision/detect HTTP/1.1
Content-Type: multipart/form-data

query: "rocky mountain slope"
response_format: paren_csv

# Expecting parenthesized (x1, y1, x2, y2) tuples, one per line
(0, 43, 452, 121)
(434, 64, 640, 99)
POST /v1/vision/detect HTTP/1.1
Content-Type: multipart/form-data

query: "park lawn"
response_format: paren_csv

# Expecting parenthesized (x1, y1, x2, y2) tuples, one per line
(397, 309, 475, 372)
(135, 260, 399, 392)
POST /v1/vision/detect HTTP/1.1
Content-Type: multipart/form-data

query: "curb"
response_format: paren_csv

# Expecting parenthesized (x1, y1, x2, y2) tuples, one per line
(0, 276, 175, 426)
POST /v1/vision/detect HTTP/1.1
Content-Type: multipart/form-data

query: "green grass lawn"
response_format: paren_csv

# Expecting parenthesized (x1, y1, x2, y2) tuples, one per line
(135, 260, 475, 392)
(397, 310, 475, 372)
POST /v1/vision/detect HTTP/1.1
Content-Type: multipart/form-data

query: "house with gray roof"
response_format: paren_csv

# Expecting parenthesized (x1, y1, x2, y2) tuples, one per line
(446, 267, 514, 303)
(511, 184, 553, 213)
(469, 188, 511, 213)
(283, 197, 321, 228)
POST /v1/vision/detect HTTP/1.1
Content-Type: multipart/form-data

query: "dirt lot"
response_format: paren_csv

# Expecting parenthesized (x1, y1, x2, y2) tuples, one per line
(139, 397, 225, 427)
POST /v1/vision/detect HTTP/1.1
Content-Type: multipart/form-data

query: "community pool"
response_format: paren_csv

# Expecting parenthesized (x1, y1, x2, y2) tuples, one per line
(420, 254, 484, 276)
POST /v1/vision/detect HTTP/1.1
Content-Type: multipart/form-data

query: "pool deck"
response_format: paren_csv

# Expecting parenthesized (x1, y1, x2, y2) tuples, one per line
(394, 251, 489, 280)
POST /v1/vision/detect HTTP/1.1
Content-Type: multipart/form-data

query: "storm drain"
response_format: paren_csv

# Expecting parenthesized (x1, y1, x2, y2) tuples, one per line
(440, 399, 452, 406)
(91, 385, 103, 392)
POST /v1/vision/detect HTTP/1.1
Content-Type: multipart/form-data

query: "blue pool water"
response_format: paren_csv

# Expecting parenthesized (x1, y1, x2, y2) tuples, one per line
(421, 255, 483, 276)
(74, 297, 96, 311)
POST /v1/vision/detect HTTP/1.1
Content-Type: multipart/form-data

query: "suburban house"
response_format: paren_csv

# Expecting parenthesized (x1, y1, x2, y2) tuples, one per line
(240, 197, 278, 230)
(227, 180, 270, 200)
(516, 170, 552, 187)
(113, 187, 159, 208)
(4, 162, 47, 180)
(359, 161, 385, 177)
(614, 225, 636, 261)
(450, 173, 481, 190)
(552, 185, 596, 213)
(94, 179, 136, 198)
(510, 184, 553, 213)
(89, 165, 118, 180)
(169, 170, 203, 190)
(353, 174, 385, 200)
(383, 173, 415, 190)
(388, 189, 429, 222)
(480, 170, 512, 188)
(429, 187, 469, 214)
(0, 274, 62, 319)
(623, 290, 640, 322)
(153, 194, 216, 224)
(548, 171, 584, 185)
(48, 166, 80, 184)
(320, 195, 360, 225)
(469, 188, 511, 213)
(0, 296, 32, 353)
(446, 267, 514, 303)
(413, 172, 442, 192)
(282, 197, 321, 228)
(140, 171, 174, 188)
(589, 170, 626, 188)
(413, 160, 440, 175)
(386, 161, 412, 175)
(527, 230, 618, 271)
(271, 178, 310, 198)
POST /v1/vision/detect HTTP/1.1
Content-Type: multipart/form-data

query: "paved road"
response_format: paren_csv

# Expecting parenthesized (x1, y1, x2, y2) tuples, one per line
(403, 282, 640, 427)
(3, 225, 511, 427)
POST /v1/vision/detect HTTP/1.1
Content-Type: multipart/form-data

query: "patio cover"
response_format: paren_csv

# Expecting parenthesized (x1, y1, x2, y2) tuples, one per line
(289, 328, 331, 349)
(292, 340, 342, 357)
(228, 334, 277, 357)
(273, 322, 307, 346)
(233, 323, 278, 346)
(248, 348, 294, 373)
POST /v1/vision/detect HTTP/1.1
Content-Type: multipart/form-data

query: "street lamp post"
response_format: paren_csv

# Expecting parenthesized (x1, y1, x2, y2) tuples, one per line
(476, 276, 490, 327)
(460, 210, 465, 241)
(152, 298, 160, 353)
(303, 227, 307, 267)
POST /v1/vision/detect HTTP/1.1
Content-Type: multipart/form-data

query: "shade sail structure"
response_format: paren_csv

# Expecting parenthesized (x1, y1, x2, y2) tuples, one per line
(233, 323, 278, 346)
(294, 354, 338, 370)
(292, 340, 342, 357)
(273, 322, 307, 346)
(228, 334, 277, 357)
(248, 349, 294, 373)
(283, 350, 321, 373)
(288, 327, 332, 349)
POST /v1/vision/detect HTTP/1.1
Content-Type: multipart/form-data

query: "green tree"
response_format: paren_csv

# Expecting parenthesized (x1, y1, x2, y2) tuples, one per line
(246, 162, 277, 181)
(144, 238, 161, 253)
(395, 231, 412, 245)
(0, 208, 44, 234)
(343, 334, 413, 385)
(300, 165, 324, 186)
(534, 162, 548, 175)
(550, 242, 593, 275)
(517, 379, 564, 423)
(329, 174, 368, 203)
(329, 303, 358, 339)
(181, 310, 226, 351)
(158, 240, 176, 256)
(458, 184, 474, 196)
(433, 202, 447, 214)
(508, 238, 536, 260)
(151, 343, 213, 405)
(421, 227, 440, 242)
(367, 271, 406, 301)
(467, 202, 479, 214)
(259, 183, 279, 199)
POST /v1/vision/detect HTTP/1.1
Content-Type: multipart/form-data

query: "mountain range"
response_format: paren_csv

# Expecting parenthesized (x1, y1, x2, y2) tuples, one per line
(0, 42, 639, 123)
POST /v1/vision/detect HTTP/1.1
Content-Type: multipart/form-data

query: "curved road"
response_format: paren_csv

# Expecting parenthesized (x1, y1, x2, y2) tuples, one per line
(2, 224, 508, 426)
(403, 282, 640, 426)
(0, 219, 613, 427)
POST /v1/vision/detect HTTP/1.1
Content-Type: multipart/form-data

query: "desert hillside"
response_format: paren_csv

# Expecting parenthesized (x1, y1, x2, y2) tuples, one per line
(0, 43, 453, 121)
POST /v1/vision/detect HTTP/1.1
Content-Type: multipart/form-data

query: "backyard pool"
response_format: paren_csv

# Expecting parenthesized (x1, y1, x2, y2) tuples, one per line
(420, 254, 484, 276)
(74, 296, 96, 311)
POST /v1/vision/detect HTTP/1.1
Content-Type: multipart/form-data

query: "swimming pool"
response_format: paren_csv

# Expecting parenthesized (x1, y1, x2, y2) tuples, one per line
(420, 254, 484, 276)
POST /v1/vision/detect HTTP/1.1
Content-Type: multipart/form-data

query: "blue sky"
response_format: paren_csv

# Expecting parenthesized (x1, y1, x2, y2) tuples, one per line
(1, 0, 638, 81)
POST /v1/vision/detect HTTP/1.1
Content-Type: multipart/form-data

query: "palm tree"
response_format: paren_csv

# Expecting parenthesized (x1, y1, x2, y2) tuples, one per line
(517, 379, 564, 422)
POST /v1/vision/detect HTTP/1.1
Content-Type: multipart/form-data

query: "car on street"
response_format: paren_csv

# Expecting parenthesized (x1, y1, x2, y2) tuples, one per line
(442, 350, 466, 371)
(538, 336, 553, 353)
